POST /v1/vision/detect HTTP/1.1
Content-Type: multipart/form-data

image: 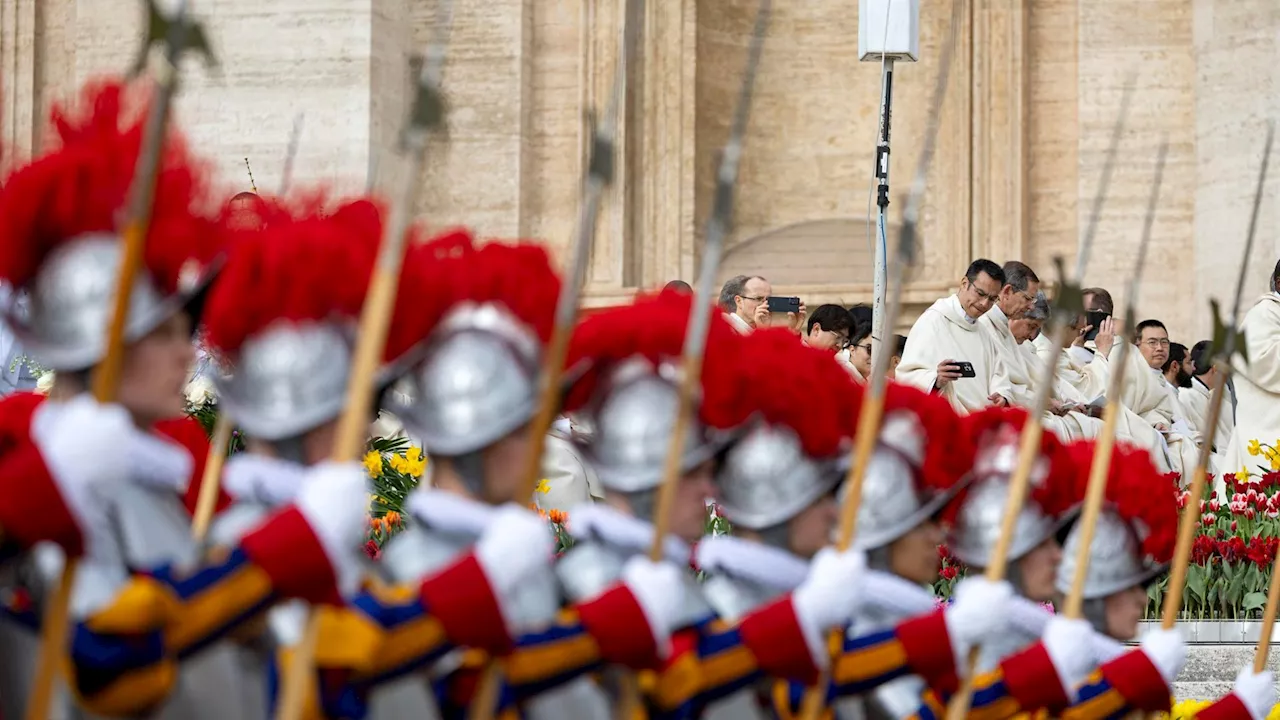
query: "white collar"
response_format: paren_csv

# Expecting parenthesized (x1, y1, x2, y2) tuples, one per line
(947, 294, 979, 326)
(222, 453, 308, 507)
(566, 503, 691, 564)
(694, 535, 809, 591)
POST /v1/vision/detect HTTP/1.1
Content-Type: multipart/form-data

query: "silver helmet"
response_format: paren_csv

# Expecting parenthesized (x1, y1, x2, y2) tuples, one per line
(849, 411, 967, 551)
(1055, 509, 1164, 600)
(8, 235, 207, 372)
(716, 422, 843, 530)
(948, 475, 1058, 568)
(216, 321, 353, 441)
(575, 357, 724, 494)
(391, 302, 540, 457)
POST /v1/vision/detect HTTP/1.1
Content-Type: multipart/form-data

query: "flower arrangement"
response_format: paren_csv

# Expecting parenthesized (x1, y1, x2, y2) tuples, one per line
(364, 436, 428, 554)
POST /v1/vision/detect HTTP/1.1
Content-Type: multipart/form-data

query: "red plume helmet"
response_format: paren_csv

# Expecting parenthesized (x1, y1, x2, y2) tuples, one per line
(562, 289, 752, 431)
(943, 406, 1081, 524)
(1064, 441, 1178, 563)
(383, 230, 561, 364)
(736, 328, 862, 458)
(0, 78, 223, 293)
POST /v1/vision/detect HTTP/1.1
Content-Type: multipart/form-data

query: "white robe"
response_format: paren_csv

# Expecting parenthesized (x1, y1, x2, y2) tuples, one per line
(1224, 294, 1280, 480)
(1029, 334, 1176, 475)
(897, 295, 1014, 413)
(724, 312, 752, 335)
(977, 306, 1099, 441)
(1115, 345, 1202, 481)
(1180, 377, 1235, 458)
(537, 432, 604, 511)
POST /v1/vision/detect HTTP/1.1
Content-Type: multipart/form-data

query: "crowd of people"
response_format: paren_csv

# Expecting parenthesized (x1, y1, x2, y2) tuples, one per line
(711, 261, 1244, 494)
(2, 68, 1279, 720)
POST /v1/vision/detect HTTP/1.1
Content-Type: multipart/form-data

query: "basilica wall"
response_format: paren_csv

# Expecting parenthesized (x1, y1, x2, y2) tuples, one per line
(1, 0, 1276, 340)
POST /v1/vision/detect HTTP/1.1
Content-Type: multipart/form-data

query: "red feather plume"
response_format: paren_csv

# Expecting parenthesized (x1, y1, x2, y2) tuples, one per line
(201, 196, 383, 357)
(383, 231, 561, 363)
(1064, 441, 1178, 563)
(561, 289, 752, 431)
(942, 407, 1081, 524)
(735, 328, 863, 458)
(882, 382, 974, 495)
(0, 78, 223, 293)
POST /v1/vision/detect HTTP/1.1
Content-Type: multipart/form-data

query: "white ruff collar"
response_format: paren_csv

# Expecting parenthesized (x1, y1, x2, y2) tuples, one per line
(221, 454, 307, 507)
(129, 427, 193, 493)
(406, 488, 497, 536)
(566, 503, 691, 565)
(694, 535, 808, 591)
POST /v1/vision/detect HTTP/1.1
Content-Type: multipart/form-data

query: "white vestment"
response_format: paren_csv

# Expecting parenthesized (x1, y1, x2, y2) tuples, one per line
(897, 295, 1014, 413)
(1224, 294, 1280, 481)
(537, 431, 604, 511)
(1114, 345, 1201, 481)
(1180, 377, 1235, 465)
(723, 312, 752, 335)
(977, 306, 1099, 441)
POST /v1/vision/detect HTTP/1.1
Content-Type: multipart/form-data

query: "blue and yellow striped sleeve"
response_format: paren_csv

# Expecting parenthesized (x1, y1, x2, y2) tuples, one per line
(911, 640, 1076, 720)
(1061, 648, 1171, 720)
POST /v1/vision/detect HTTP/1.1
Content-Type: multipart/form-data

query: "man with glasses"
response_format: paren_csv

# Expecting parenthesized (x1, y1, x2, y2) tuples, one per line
(1117, 318, 1201, 483)
(802, 304, 854, 354)
(896, 258, 1015, 413)
(718, 274, 772, 333)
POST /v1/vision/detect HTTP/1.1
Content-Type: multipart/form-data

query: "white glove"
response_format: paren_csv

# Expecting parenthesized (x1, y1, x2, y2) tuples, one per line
(1231, 665, 1275, 720)
(1042, 617, 1097, 703)
(944, 578, 1014, 660)
(474, 503, 556, 597)
(30, 395, 134, 559)
(1137, 627, 1186, 685)
(793, 547, 867, 632)
(294, 461, 371, 599)
(620, 556, 685, 660)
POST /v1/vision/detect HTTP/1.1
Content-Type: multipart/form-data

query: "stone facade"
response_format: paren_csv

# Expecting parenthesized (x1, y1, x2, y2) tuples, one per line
(1, 0, 1276, 339)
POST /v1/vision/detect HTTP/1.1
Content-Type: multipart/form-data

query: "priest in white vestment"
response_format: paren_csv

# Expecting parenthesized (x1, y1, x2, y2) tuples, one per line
(1224, 279, 1280, 482)
(1118, 320, 1202, 482)
(983, 288, 1103, 442)
(1181, 340, 1235, 463)
(538, 416, 604, 511)
(897, 259, 1014, 412)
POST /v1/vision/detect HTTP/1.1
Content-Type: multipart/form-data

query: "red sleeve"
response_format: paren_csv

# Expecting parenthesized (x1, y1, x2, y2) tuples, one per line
(1000, 641, 1071, 712)
(1198, 693, 1254, 720)
(240, 506, 342, 606)
(738, 596, 821, 684)
(0, 393, 84, 554)
(1100, 648, 1172, 714)
(155, 415, 233, 516)
(896, 610, 959, 693)
(576, 584, 663, 670)
(417, 552, 512, 655)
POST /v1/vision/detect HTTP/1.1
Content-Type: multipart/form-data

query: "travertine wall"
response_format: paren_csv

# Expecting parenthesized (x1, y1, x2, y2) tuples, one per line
(1, 0, 1277, 341)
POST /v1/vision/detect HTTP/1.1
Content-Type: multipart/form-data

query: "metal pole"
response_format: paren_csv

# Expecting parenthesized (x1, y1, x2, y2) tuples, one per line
(871, 57, 895, 364)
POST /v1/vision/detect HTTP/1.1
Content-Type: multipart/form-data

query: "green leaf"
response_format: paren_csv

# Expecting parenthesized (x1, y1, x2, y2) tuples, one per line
(1243, 591, 1268, 612)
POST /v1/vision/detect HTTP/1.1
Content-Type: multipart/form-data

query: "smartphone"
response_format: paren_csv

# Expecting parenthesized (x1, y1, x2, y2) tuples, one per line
(950, 361, 976, 378)
(766, 296, 801, 314)
(1083, 310, 1110, 342)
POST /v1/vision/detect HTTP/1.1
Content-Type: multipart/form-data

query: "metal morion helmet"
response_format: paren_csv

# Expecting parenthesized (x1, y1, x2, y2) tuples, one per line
(850, 383, 975, 552)
(560, 290, 751, 501)
(382, 233, 560, 461)
(945, 407, 1079, 569)
(715, 328, 860, 536)
(0, 79, 224, 373)
(202, 197, 383, 442)
(1055, 441, 1177, 604)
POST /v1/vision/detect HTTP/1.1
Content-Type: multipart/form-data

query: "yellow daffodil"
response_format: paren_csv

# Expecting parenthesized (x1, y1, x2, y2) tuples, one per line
(363, 450, 383, 478)
(1248, 438, 1262, 456)
(1241, 465, 1253, 481)
(389, 448, 427, 477)
(535, 478, 551, 494)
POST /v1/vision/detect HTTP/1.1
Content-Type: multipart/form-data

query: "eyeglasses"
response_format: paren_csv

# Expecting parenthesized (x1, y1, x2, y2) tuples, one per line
(964, 281, 997, 302)
(1143, 338, 1171, 349)
(738, 295, 766, 303)
(854, 343, 873, 354)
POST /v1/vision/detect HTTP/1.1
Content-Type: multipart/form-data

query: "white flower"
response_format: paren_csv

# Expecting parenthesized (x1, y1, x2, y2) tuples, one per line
(184, 374, 216, 406)
(35, 371, 54, 395)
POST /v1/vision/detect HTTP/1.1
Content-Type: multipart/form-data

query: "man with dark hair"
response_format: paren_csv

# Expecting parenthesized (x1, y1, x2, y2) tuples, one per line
(1181, 339, 1234, 459)
(997, 261, 1041, 320)
(847, 303, 872, 330)
(839, 319, 873, 381)
(664, 279, 692, 294)
(1125, 318, 1201, 481)
(1082, 286, 1115, 315)
(897, 258, 1013, 413)
(887, 334, 907, 380)
(802, 304, 854, 354)
(1163, 342, 1192, 389)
